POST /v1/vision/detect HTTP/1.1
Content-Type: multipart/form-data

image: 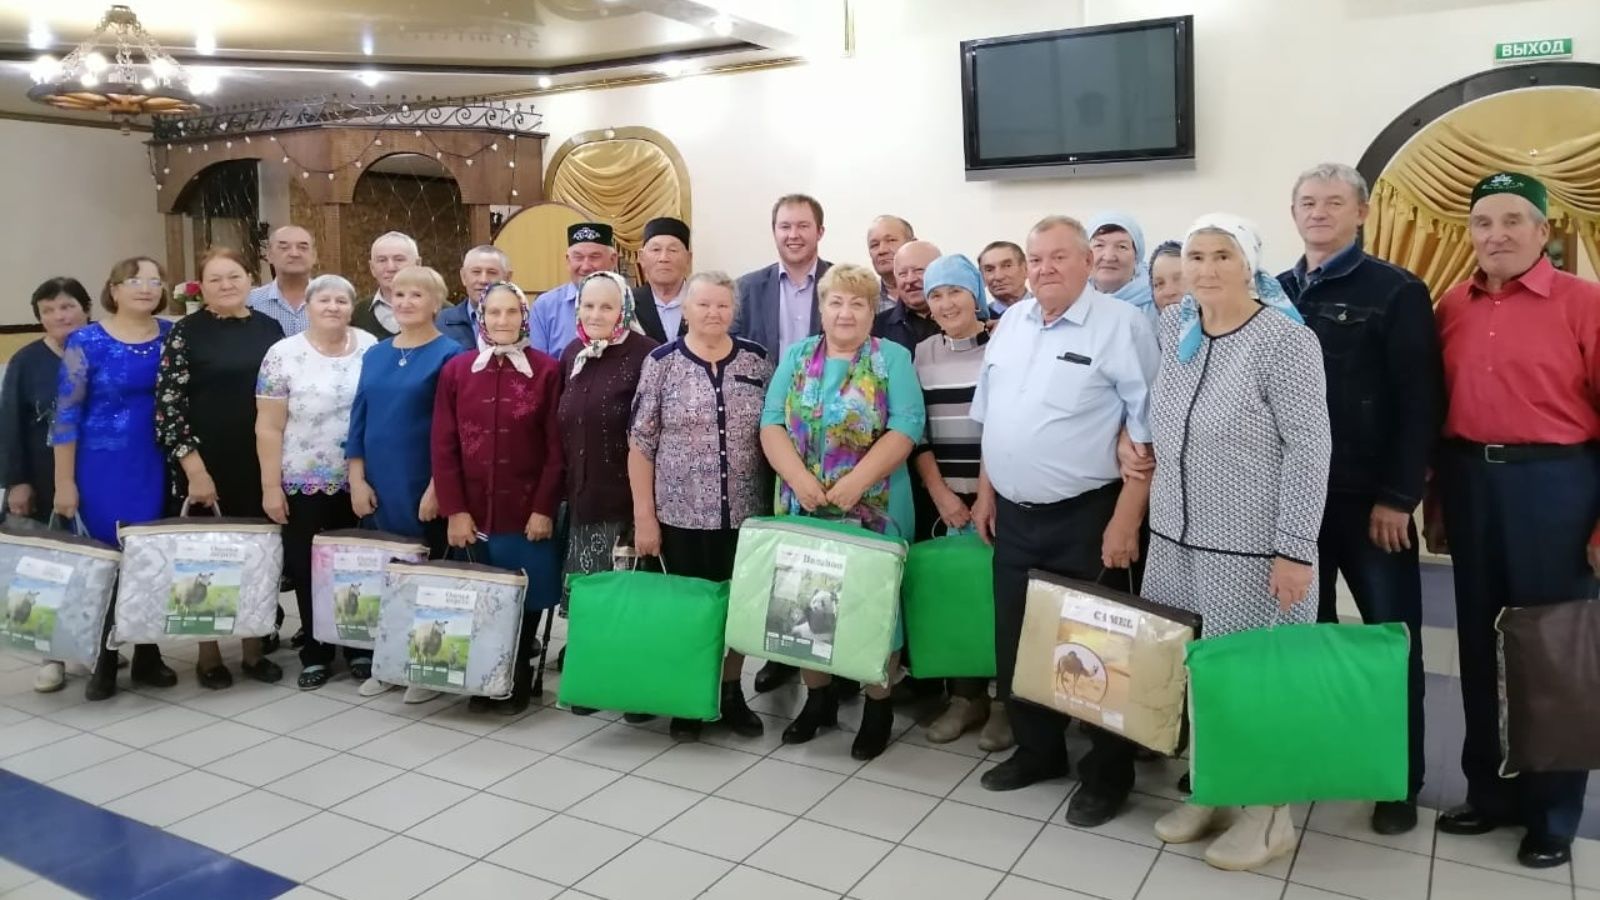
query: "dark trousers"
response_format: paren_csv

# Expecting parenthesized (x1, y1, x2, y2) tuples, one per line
(993, 484, 1138, 795)
(1438, 444, 1597, 841)
(1316, 493, 1426, 798)
(285, 491, 361, 668)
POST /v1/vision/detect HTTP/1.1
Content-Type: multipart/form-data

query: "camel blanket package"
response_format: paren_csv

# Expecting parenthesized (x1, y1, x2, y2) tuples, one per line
(0, 523, 120, 669)
(727, 516, 906, 685)
(1012, 571, 1199, 755)
(311, 530, 429, 651)
(112, 518, 282, 645)
(372, 559, 527, 698)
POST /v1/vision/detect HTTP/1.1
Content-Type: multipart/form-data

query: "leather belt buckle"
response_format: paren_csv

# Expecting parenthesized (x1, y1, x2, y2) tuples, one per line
(1483, 444, 1507, 464)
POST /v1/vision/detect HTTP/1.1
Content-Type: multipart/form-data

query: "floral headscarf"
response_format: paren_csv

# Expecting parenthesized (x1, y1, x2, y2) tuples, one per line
(472, 281, 534, 377)
(570, 270, 644, 381)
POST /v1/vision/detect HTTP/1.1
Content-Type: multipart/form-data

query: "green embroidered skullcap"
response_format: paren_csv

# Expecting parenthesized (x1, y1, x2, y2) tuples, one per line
(1470, 171, 1548, 216)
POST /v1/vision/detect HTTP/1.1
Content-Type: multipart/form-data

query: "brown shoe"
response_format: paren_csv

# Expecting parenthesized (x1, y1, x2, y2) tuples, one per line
(977, 701, 1014, 752)
(926, 696, 989, 743)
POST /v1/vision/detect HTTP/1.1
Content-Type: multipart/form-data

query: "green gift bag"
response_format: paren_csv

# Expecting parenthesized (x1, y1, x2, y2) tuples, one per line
(1187, 622, 1409, 807)
(558, 570, 729, 720)
(902, 533, 996, 679)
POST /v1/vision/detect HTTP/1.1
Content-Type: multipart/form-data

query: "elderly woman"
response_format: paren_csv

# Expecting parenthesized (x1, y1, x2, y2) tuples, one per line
(256, 274, 378, 690)
(628, 271, 769, 741)
(909, 254, 1013, 752)
(760, 262, 927, 761)
(1149, 240, 1185, 312)
(346, 265, 460, 700)
(1087, 212, 1155, 320)
(1139, 215, 1330, 871)
(156, 247, 287, 689)
(48, 262, 177, 700)
(433, 282, 563, 715)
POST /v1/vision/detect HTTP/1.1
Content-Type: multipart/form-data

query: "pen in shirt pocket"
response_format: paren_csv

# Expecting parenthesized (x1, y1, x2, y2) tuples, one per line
(1058, 351, 1092, 365)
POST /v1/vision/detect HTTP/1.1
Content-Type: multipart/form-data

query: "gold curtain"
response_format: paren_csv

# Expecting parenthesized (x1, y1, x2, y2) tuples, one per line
(1366, 89, 1600, 299)
(547, 138, 685, 277)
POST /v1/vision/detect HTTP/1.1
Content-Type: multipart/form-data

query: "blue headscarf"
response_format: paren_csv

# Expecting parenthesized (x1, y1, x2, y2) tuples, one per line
(1174, 213, 1304, 363)
(1086, 211, 1154, 317)
(922, 254, 989, 320)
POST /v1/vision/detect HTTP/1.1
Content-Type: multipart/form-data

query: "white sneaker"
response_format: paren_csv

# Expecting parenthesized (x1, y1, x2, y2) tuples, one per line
(33, 661, 66, 693)
(403, 686, 442, 704)
(1154, 802, 1222, 844)
(1204, 805, 1296, 871)
(358, 677, 396, 698)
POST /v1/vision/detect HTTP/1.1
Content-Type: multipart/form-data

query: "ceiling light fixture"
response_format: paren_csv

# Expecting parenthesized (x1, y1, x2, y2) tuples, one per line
(536, 75, 553, 90)
(194, 29, 217, 56)
(710, 16, 734, 37)
(27, 4, 209, 130)
(28, 20, 53, 51)
(356, 70, 382, 88)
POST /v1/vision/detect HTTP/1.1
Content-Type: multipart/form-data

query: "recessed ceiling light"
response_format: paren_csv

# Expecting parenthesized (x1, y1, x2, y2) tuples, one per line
(195, 30, 217, 55)
(357, 70, 382, 87)
(361, 30, 375, 56)
(28, 21, 51, 51)
(710, 17, 733, 37)
(536, 75, 553, 89)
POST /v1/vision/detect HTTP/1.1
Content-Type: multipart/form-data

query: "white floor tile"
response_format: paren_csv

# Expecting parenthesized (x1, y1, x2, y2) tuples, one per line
(266, 887, 341, 900)
(415, 861, 563, 900)
(267, 753, 407, 808)
(1135, 851, 1285, 900)
(576, 838, 731, 900)
(700, 865, 836, 900)
(746, 819, 893, 894)
(297, 705, 412, 751)
(406, 791, 551, 857)
(904, 799, 1045, 870)
(632, 741, 762, 793)
(1432, 827, 1573, 885)
(146, 719, 277, 767)
(1577, 836, 1600, 889)
(43, 689, 162, 730)
(0, 716, 77, 757)
(0, 732, 129, 781)
(423, 700, 532, 736)
(851, 844, 1004, 900)
(948, 760, 1074, 822)
(235, 811, 391, 882)
(1012, 824, 1159, 900)
(1428, 859, 1572, 900)
(333, 770, 475, 832)
(989, 875, 1105, 899)
(94, 704, 217, 748)
(0, 684, 88, 717)
(202, 735, 336, 787)
(487, 814, 639, 885)
(102, 768, 250, 826)
(0, 856, 38, 893)
(715, 758, 847, 816)
(807, 778, 940, 842)
(1281, 887, 1363, 900)
(416, 737, 545, 790)
(351, 687, 461, 720)
(350, 720, 476, 769)
(0, 706, 32, 726)
(897, 715, 994, 759)
(557, 722, 677, 773)
(45, 749, 188, 804)
(165, 789, 319, 853)
(768, 725, 870, 776)
(857, 742, 980, 797)
(1306, 800, 1439, 858)
(179, 681, 296, 718)
(488, 753, 622, 811)
(1290, 830, 1432, 900)
(3, 878, 88, 899)
(653, 796, 794, 863)
(234, 691, 350, 732)
(697, 712, 791, 756)
(308, 834, 473, 900)
(491, 707, 610, 753)
(1064, 789, 1179, 850)
(567, 775, 703, 835)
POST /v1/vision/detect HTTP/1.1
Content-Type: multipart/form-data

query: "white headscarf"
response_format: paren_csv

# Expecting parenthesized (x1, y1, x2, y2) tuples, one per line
(569, 271, 645, 381)
(1174, 213, 1304, 363)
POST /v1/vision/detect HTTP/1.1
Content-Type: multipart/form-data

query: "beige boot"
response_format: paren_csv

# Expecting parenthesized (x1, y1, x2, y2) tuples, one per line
(927, 696, 989, 743)
(1154, 802, 1222, 844)
(1203, 805, 1295, 871)
(977, 701, 1014, 752)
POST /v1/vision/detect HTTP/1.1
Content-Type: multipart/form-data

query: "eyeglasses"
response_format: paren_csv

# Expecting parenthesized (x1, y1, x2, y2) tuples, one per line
(121, 278, 165, 289)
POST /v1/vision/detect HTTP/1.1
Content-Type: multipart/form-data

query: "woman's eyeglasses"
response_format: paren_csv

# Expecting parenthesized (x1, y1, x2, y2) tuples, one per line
(121, 278, 165, 289)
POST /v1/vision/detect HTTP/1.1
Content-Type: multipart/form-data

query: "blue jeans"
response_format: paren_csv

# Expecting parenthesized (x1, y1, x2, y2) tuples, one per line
(1316, 493, 1425, 799)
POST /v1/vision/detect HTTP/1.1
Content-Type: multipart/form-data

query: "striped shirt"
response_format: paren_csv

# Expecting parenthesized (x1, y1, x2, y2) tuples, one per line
(912, 330, 989, 496)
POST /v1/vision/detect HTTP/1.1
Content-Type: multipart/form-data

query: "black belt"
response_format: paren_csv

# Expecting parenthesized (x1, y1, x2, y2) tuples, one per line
(1448, 440, 1595, 464)
(1000, 481, 1121, 511)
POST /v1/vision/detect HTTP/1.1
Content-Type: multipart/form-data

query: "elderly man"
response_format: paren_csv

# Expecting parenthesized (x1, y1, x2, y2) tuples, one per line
(248, 225, 318, 336)
(634, 216, 692, 343)
(868, 215, 915, 313)
(1086, 212, 1155, 320)
(1278, 162, 1442, 836)
(354, 231, 420, 340)
(733, 194, 833, 359)
(436, 245, 512, 351)
(979, 240, 1030, 318)
(530, 222, 617, 358)
(873, 239, 943, 351)
(970, 215, 1158, 829)
(1428, 172, 1600, 869)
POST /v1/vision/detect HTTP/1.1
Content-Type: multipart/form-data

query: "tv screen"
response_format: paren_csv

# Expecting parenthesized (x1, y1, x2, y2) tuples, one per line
(961, 16, 1194, 177)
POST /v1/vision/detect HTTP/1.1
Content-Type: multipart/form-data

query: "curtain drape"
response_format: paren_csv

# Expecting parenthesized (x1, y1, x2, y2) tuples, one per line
(547, 139, 685, 278)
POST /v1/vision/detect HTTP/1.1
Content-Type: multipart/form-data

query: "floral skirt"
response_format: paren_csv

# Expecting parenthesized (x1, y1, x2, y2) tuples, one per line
(559, 520, 627, 615)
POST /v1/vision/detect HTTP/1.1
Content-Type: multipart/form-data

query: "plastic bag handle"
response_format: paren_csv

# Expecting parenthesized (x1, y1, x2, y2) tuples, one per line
(179, 499, 223, 518)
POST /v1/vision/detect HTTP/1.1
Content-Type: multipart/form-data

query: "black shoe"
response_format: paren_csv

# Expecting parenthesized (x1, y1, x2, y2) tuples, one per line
(850, 697, 894, 761)
(297, 665, 331, 691)
(197, 665, 234, 690)
(570, 706, 598, 716)
(290, 628, 307, 649)
(754, 661, 797, 694)
(128, 646, 177, 688)
(1064, 786, 1127, 828)
(623, 713, 657, 724)
(1176, 772, 1191, 795)
(85, 654, 118, 702)
(832, 678, 861, 702)
(1437, 804, 1511, 836)
(241, 657, 283, 684)
(981, 753, 1070, 792)
(260, 630, 281, 656)
(719, 681, 765, 737)
(781, 689, 839, 744)
(1517, 833, 1571, 869)
(1371, 800, 1418, 835)
(555, 645, 566, 672)
(670, 718, 702, 741)
(349, 658, 372, 681)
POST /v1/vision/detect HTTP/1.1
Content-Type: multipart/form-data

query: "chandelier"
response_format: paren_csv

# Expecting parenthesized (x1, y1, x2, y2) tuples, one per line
(27, 5, 214, 129)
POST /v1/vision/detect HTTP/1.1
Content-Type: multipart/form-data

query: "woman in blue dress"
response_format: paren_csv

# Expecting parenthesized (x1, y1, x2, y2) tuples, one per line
(50, 257, 179, 701)
(346, 264, 462, 700)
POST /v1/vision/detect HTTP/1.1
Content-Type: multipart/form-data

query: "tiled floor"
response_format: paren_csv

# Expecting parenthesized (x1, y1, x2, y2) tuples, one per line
(1, 594, 1596, 900)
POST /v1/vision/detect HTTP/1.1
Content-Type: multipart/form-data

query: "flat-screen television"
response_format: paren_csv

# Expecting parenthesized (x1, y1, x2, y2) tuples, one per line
(960, 16, 1195, 180)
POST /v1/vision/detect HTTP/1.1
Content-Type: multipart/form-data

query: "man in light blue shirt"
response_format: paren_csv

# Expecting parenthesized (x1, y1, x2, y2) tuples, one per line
(247, 225, 317, 336)
(528, 222, 616, 358)
(970, 214, 1158, 831)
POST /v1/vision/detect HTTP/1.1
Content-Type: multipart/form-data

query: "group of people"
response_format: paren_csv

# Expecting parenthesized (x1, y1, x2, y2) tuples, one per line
(1, 160, 1594, 875)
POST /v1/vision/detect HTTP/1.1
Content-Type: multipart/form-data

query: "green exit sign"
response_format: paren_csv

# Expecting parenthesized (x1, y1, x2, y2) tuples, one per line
(1495, 38, 1573, 62)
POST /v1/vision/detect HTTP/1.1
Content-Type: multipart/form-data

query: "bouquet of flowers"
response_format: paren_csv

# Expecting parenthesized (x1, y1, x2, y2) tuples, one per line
(175, 280, 202, 312)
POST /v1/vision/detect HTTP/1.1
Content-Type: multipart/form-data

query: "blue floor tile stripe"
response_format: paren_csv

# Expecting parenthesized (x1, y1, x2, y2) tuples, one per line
(0, 770, 296, 900)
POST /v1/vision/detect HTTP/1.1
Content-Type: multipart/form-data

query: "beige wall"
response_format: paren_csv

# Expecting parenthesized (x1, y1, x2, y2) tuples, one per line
(529, 0, 1600, 278)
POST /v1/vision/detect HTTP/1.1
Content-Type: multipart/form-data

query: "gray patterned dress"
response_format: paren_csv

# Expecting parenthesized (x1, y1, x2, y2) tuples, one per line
(1144, 306, 1331, 637)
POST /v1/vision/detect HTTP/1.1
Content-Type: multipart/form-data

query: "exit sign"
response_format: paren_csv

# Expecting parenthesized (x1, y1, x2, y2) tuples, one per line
(1495, 38, 1573, 62)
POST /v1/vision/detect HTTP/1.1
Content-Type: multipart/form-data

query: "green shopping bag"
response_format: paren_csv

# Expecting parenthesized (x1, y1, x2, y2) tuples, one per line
(902, 533, 996, 679)
(1187, 622, 1409, 807)
(558, 570, 729, 720)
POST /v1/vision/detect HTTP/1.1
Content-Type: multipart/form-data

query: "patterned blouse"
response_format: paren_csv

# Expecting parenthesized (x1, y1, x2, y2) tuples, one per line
(629, 338, 774, 530)
(255, 330, 378, 494)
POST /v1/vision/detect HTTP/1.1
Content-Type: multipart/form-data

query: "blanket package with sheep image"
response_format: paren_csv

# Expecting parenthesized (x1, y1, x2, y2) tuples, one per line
(112, 518, 282, 644)
(0, 525, 120, 668)
(311, 530, 430, 650)
(372, 560, 527, 698)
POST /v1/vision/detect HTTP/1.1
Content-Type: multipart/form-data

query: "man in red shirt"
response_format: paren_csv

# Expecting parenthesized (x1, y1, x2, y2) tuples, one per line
(1427, 172, 1600, 869)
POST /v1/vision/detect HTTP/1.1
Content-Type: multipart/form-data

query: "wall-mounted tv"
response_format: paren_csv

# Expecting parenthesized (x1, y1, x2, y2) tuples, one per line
(960, 15, 1195, 180)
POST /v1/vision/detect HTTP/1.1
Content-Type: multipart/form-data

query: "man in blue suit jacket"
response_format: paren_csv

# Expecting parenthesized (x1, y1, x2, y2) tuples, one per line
(733, 194, 832, 357)
(436, 245, 513, 350)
